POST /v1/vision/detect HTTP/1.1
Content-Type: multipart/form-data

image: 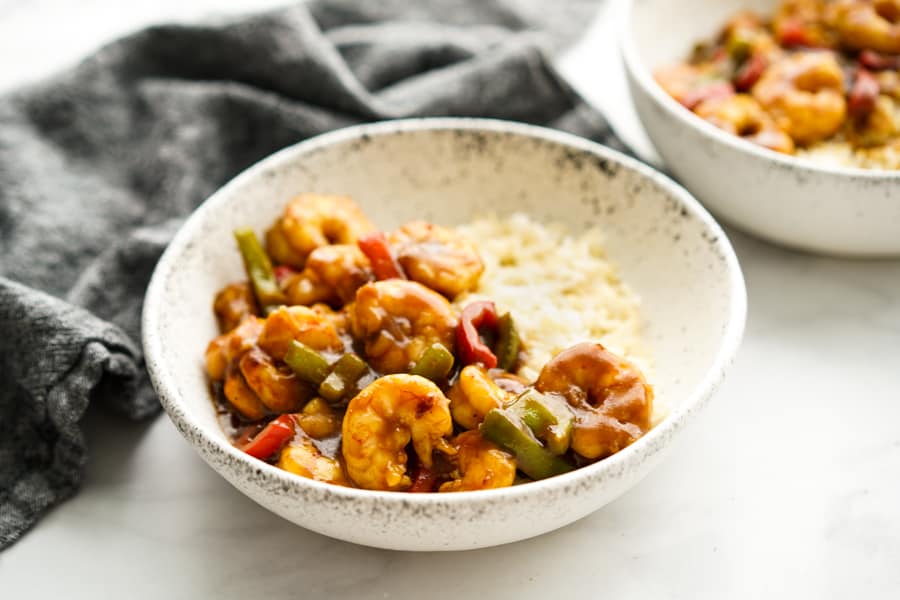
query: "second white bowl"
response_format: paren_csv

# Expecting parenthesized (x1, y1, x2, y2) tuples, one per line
(621, 0, 900, 257)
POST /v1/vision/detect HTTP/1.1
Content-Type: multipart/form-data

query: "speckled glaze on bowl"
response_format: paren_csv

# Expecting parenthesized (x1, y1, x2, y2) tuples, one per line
(621, 0, 900, 257)
(142, 118, 746, 551)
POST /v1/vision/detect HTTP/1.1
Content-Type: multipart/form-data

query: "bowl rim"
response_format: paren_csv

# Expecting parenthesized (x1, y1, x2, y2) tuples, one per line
(142, 117, 747, 506)
(618, 0, 900, 180)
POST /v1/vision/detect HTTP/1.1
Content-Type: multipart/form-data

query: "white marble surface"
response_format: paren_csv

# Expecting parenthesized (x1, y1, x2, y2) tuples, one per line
(3, 1, 900, 597)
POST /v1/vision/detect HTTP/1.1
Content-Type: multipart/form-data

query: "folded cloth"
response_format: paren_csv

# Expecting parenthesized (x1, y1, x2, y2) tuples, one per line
(0, 0, 628, 549)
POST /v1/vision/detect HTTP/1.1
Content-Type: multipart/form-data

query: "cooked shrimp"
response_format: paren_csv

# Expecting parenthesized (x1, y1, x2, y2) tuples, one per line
(256, 305, 344, 362)
(305, 244, 374, 304)
(828, 0, 900, 54)
(213, 281, 258, 333)
(281, 245, 374, 307)
(239, 347, 311, 413)
(309, 302, 352, 337)
(351, 280, 457, 374)
(752, 51, 847, 145)
(535, 342, 653, 460)
(773, 0, 838, 48)
(278, 434, 349, 485)
(223, 362, 267, 420)
(439, 431, 516, 492)
(205, 316, 264, 381)
(389, 221, 484, 298)
(655, 63, 735, 109)
(282, 269, 333, 306)
(341, 374, 453, 491)
(695, 94, 796, 153)
(266, 194, 375, 269)
(448, 365, 512, 430)
(877, 69, 900, 101)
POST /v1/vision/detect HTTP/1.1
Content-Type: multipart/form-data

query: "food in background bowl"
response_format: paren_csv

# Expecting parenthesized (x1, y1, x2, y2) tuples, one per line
(654, 0, 900, 169)
(205, 193, 656, 492)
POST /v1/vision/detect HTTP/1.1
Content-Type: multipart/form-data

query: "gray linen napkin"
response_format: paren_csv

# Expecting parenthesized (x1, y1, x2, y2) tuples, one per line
(0, 0, 628, 549)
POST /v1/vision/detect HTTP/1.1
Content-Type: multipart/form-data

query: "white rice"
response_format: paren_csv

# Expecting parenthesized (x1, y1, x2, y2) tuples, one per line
(798, 139, 900, 170)
(454, 213, 652, 383)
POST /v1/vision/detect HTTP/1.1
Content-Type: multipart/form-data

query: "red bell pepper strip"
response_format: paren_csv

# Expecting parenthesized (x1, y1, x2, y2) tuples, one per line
(848, 69, 880, 119)
(239, 414, 296, 460)
(408, 464, 439, 493)
(777, 19, 815, 47)
(734, 53, 767, 91)
(859, 50, 900, 72)
(457, 300, 499, 369)
(357, 231, 406, 280)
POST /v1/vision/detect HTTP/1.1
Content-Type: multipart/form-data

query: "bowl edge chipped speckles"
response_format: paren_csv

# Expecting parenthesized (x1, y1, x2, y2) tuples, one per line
(142, 118, 747, 551)
(620, 0, 900, 257)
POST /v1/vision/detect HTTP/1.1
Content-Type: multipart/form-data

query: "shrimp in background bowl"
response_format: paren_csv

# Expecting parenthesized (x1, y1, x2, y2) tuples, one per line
(654, 0, 900, 169)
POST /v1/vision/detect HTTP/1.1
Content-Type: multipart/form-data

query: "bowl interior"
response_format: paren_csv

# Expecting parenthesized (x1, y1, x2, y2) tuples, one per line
(149, 121, 743, 454)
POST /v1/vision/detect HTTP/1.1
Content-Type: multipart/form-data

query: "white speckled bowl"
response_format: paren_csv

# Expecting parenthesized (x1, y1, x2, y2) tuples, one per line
(621, 0, 900, 257)
(143, 118, 746, 551)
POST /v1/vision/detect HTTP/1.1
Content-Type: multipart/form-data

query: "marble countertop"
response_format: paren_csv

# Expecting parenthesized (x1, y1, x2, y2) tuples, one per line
(3, 1, 899, 597)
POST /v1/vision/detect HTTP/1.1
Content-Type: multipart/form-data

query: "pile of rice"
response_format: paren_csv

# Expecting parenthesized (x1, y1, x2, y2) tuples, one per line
(797, 139, 900, 170)
(454, 213, 652, 383)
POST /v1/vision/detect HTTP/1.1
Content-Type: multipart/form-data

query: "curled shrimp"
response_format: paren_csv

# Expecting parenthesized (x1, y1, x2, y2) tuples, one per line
(213, 281, 258, 333)
(694, 94, 796, 153)
(282, 244, 374, 307)
(655, 63, 735, 109)
(223, 362, 267, 420)
(351, 280, 457, 374)
(448, 365, 512, 430)
(341, 374, 454, 491)
(305, 244, 374, 304)
(877, 69, 900, 101)
(309, 302, 352, 337)
(389, 221, 484, 298)
(773, 0, 838, 48)
(282, 269, 333, 306)
(828, 0, 900, 54)
(439, 431, 516, 492)
(752, 51, 847, 145)
(535, 342, 653, 460)
(257, 305, 344, 362)
(278, 433, 349, 486)
(205, 316, 264, 381)
(239, 346, 311, 413)
(266, 194, 375, 269)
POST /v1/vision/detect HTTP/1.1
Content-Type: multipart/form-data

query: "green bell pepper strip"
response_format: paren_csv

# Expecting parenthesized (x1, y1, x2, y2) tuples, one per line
(233, 228, 287, 310)
(284, 340, 330, 386)
(410, 343, 454, 382)
(480, 409, 574, 480)
(509, 389, 574, 456)
(319, 353, 369, 403)
(494, 312, 520, 372)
